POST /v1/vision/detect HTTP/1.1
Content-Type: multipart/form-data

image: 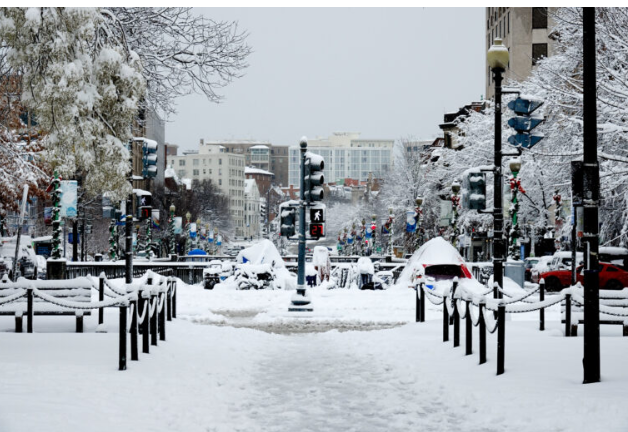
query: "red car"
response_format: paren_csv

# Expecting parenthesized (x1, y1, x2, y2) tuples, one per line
(540, 263, 628, 292)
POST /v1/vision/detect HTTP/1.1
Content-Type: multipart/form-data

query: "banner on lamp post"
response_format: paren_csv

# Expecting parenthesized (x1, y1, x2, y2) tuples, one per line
(174, 217, 183, 234)
(60, 180, 78, 218)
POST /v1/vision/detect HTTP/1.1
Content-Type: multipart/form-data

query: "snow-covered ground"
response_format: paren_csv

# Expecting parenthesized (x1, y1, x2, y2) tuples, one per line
(1, 278, 627, 432)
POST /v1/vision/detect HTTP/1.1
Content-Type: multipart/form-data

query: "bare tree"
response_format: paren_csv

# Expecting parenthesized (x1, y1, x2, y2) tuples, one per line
(100, 8, 252, 116)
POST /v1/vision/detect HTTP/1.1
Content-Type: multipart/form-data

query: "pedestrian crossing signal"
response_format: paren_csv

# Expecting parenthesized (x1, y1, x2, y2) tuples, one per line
(310, 208, 324, 222)
(309, 223, 324, 238)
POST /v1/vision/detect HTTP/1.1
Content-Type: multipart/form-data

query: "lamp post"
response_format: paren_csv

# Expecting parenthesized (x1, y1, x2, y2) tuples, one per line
(185, 211, 191, 256)
(451, 182, 461, 249)
(415, 197, 423, 250)
(508, 158, 522, 260)
(213, 227, 219, 255)
(195, 218, 201, 250)
(487, 37, 509, 299)
(169, 204, 176, 256)
(361, 218, 366, 256)
(387, 207, 394, 257)
(371, 214, 377, 255)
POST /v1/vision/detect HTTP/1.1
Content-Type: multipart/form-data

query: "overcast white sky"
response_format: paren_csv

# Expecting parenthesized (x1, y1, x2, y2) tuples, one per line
(167, 8, 485, 151)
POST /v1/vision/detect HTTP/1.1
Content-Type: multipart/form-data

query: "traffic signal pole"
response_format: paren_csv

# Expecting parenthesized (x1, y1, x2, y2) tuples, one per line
(582, 7, 600, 384)
(290, 138, 312, 311)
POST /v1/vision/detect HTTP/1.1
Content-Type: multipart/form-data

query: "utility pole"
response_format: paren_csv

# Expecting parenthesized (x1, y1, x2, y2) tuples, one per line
(582, 7, 600, 384)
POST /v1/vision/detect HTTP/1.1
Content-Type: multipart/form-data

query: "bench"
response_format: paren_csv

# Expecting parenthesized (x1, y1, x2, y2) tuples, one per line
(561, 288, 628, 336)
(0, 276, 94, 333)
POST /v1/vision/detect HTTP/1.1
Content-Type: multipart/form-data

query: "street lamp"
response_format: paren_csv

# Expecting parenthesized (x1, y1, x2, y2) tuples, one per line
(371, 214, 377, 255)
(387, 207, 394, 257)
(451, 181, 461, 249)
(487, 37, 509, 300)
(361, 218, 366, 256)
(415, 197, 423, 249)
(185, 211, 191, 255)
(169, 204, 176, 256)
(508, 158, 522, 260)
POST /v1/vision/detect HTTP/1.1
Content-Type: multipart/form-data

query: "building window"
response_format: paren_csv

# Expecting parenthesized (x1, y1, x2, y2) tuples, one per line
(532, 43, 548, 65)
(193, 169, 199, 176)
(219, 179, 222, 185)
(532, 7, 547, 29)
(219, 159, 222, 165)
(193, 159, 199, 166)
(178, 159, 185, 166)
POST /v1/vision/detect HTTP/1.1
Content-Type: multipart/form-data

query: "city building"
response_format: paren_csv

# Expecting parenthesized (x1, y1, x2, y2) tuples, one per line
(200, 139, 290, 187)
(244, 179, 261, 239)
(439, 102, 486, 150)
(245, 167, 274, 197)
(169, 142, 245, 236)
(288, 132, 394, 187)
(485, 7, 556, 100)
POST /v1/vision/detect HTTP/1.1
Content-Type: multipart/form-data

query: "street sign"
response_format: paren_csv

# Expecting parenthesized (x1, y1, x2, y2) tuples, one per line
(310, 208, 324, 223)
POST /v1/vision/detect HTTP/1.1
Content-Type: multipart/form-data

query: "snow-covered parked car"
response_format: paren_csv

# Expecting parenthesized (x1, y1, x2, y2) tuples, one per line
(233, 239, 295, 290)
(234, 263, 276, 290)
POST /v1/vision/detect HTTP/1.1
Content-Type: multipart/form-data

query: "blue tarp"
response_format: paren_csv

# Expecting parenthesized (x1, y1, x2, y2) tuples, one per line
(188, 248, 208, 256)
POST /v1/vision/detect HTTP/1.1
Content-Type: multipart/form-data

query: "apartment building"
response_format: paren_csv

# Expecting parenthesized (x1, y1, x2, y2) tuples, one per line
(169, 142, 245, 236)
(485, 7, 556, 100)
(200, 139, 290, 188)
(244, 179, 261, 239)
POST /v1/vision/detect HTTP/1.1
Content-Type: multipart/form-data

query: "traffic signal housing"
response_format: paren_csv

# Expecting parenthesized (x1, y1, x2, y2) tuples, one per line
(462, 170, 486, 211)
(304, 152, 325, 203)
(279, 203, 297, 238)
(142, 139, 158, 178)
(507, 97, 545, 149)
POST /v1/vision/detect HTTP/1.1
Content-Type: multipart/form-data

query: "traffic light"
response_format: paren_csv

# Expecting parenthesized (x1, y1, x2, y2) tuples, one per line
(462, 170, 486, 211)
(507, 97, 545, 149)
(304, 152, 325, 203)
(279, 204, 296, 238)
(142, 140, 158, 178)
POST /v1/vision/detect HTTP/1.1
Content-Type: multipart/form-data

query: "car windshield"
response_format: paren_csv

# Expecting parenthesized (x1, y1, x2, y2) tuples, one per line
(425, 265, 462, 281)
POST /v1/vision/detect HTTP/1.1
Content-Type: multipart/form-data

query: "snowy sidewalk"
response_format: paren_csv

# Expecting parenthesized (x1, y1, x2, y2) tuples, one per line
(1, 284, 627, 431)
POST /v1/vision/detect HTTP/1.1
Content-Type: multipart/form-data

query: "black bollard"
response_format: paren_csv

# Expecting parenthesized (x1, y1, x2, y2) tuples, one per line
(130, 297, 138, 361)
(479, 302, 486, 365)
(119, 304, 127, 371)
(99, 276, 105, 325)
(150, 293, 158, 346)
(166, 278, 172, 322)
(172, 280, 177, 319)
(465, 300, 472, 356)
(443, 295, 449, 342)
(27, 287, 33, 333)
(415, 285, 420, 323)
(142, 290, 150, 354)
(452, 281, 460, 348)
(565, 293, 572, 337)
(420, 282, 426, 323)
(539, 279, 545, 331)
(497, 303, 505, 375)
(159, 291, 166, 342)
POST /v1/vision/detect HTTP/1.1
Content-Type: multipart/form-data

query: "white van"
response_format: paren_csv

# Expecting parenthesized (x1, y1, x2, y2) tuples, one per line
(549, 251, 583, 271)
